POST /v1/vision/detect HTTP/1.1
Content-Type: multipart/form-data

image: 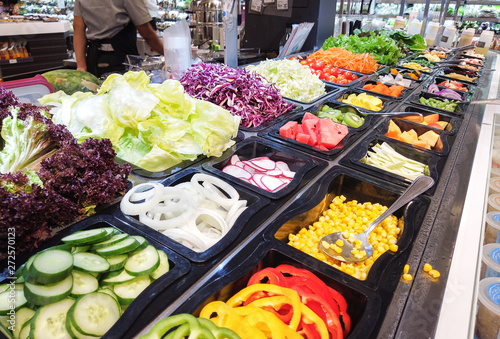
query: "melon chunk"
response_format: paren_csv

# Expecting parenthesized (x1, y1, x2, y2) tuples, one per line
(418, 130, 440, 148)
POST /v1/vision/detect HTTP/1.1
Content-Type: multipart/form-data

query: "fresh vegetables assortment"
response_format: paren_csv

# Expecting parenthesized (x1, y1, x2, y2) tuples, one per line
(378, 73, 414, 88)
(418, 97, 460, 112)
(279, 113, 349, 150)
(245, 59, 326, 103)
(180, 63, 294, 128)
(437, 80, 469, 92)
(322, 31, 407, 65)
(385, 120, 443, 151)
(424, 50, 446, 59)
(361, 142, 431, 180)
(462, 50, 485, 60)
(339, 92, 384, 111)
(0, 227, 171, 339)
(362, 82, 404, 98)
(318, 104, 365, 128)
(139, 313, 239, 339)
(288, 196, 403, 280)
(306, 48, 379, 74)
(0, 88, 131, 257)
(410, 113, 450, 130)
(427, 84, 465, 101)
(120, 174, 247, 252)
(39, 71, 240, 173)
(460, 58, 483, 66)
(402, 62, 431, 73)
(390, 68, 421, 80)
(387, 31, 427, 52)
(197, 265, 351, 339)
(222, 155, 295, 193)
(444, 72, 478, 82)
(418, 53, 441, 63)
(295, 57, 359, 85)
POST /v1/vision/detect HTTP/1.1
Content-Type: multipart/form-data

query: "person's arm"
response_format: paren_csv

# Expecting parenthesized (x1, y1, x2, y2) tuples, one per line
(136, 22, 164, 55)
(73, 16, 88, 72)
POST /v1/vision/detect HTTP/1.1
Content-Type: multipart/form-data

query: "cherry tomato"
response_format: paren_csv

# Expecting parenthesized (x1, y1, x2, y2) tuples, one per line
(300, 60, 308, 65)
(289, 56, 298, 61)
(351, 74, 358, 80)
(345, 71, 353, 80)
(339, 79, 349, 85)
(337, 74, 345, 80)
(328, 75, 337, 83)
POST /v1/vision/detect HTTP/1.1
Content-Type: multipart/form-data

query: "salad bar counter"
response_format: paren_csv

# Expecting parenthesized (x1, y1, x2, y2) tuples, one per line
(0, 44, 497, 339)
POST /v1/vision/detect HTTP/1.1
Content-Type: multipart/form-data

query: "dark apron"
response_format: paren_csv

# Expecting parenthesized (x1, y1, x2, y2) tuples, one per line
(86, 20, 139, 77)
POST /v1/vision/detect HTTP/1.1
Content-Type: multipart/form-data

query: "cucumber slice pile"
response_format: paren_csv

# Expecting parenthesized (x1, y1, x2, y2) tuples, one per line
(1, 227, 171, 339)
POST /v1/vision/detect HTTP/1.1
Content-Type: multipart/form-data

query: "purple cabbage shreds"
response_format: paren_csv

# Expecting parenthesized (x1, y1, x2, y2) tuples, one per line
(38, 138, 132, 209)
(180, 63, 294, 128)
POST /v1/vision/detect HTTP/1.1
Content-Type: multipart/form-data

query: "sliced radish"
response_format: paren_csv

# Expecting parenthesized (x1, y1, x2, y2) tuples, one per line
(281, 170, 295, 179)
(261, 175, 288, 192)
(242, 163, 256, 174)
(234, 161, 245, 168)
(222, 165, 253, 180)
(230, 154, 241, 165)
(276, 161, 291, 172)
(249, 158, 276, 171)
(265, 169, 283, 177)
(278, 177, 292, 184)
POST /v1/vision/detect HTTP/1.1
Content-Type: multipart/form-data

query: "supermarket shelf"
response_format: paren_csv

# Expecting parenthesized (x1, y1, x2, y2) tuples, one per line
(0, 56, 33, 65)
(459, 17, 500, 22)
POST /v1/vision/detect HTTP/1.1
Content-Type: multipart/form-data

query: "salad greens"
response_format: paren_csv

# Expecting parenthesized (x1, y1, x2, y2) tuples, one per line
(388, 31, 427, 51)
(39, 71, 240, 172)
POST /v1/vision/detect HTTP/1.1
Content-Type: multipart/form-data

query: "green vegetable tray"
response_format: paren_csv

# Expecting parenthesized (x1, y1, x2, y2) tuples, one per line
(410, 91, 469, 116)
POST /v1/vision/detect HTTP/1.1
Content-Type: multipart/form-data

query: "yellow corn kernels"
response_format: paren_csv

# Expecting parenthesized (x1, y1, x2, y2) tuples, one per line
(429, 269, 441, 279)
(404, 264, 410, 274)
(287, 195, 403, 280)
(403, 273, 413, 281)
(423, 263, 432, 272)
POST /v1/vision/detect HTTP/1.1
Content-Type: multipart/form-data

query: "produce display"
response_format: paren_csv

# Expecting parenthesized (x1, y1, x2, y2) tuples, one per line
(418, 97, 460, 112)
(39, 71, 240, 173)
(460, 58, 483, 66)
(444, 72, 478, 82)
(339, 92, 384, 111)
(295, 57, 359, 85)
(279, 113, 349, 150)
(245, 59, 326, 103)
(437, 80, 469, 92)
(402, 62, 431, 73)
(288, 196, 403, 280)
(222, 155, 295, 193)
(427, 84, 465, 101)
(197, 265, 351, 339)
(0, 227, 171, 339)
(120, 174, 247, 252)
(305, 48, 379, 74)
(377, 73, 414, 88)
(424, 50, 446, 59)
(361, 142, 431, 180)
(385, 120, 443, 151)
(0, 88, 131, 258)
(318, 104, 365, 128)
(418, 53, 441, 63)
(407, 113, 450, 130)
(390, 68, 422, 80)
(41, 69, 100, 95)
(362, 82, 404, 98)
(180, 63, 294, 128)
(462, 50, 485, 60)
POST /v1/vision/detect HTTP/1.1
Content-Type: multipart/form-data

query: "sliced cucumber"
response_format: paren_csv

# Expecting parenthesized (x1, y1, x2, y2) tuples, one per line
(95, 237, 139, 257)
(0, 289, 27, 315)
(0, 322, 13, 339)
(72, 245, 91, 254)
(23, 254, 38, 281)
(69, 293, 121, 337)
(106, 254, 128, 272)
(19, 321, 30, 339)
(71, 271, 99, 297)
(124, 245, 159, 277)
(0, 285, 8, 293)
(91, 233, 128, 250)
(40, 244, 73, 253)
(150, 250, 170, 280)
(113, 276, 151, 306)
(73, 253, 110, 273)
(0, 315, 8, 328)
(130, 236, 148, 253)
(101, 270, 135, 285)
(12, 307, 34, 339)
(96, 289, 118, 303)
(66, 318, 99, 339)
(30, 298, 74, 339)
(61, 229, 109, 246)
(24, 275, 73, 306)
(28, 249, 73, 285)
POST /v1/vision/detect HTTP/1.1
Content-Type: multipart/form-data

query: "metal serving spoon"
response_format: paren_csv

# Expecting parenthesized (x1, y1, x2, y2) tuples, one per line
(319, 175, 434, 262)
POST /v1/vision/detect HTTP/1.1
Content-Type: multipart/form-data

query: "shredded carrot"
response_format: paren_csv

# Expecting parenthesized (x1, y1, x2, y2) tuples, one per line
(309, 48, 379, 74)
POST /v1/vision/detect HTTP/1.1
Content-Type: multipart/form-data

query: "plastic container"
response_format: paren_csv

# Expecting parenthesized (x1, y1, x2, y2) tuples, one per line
(393, 16, 406, 30)
(1, 74, 53, 104)
(490, 177, 500, 195)
(485, 212, 500, 244)
(481, 244, 500, 279)
(424, 21, 441, 47)
(476, 30, 495, 56)
(492, 149, 500, 168)
(488, 194, 500, 213)
(407, 18, 421, 35)
(439, 26, 457, 49)
(492, 166, 500, 178)
(475, 277, 500, 338)
(400, 103, 462, 135)
(457, 28, 475, 48)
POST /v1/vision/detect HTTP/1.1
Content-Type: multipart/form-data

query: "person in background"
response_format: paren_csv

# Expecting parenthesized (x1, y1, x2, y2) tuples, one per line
(73, 0, 164, 77)
(144, 0, 160, 31)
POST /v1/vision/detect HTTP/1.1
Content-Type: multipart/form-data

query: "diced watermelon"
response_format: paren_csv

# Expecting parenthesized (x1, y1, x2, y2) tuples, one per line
(296, 124, 304, 134)
(317, 118, 349, 149)
(296, 132, 311, 145)
(302, 112, 321, 124)
(306, 128, 318, 146)
(279, 121, 298, 139)
(302, 119, 316, 136)
(317, 144, 329, 151)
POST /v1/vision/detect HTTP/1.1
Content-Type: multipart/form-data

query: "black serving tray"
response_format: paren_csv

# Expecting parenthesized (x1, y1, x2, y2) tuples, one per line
(437, 68, 480, 86)
(114, 168, 270, 262)
(410, 91, 469, 115)
(202, 137, 327, 200)
(261, 111, 365, 161)
(339, 135, 446, 194)
(262, 166, 430, 292)
(356, 79, 410, 101)
(238, 101, 304, 133)
(398, 103, 462, 135)
(375, 117, 451, 156)
(377, 66, 429, 83)
(0, 214, 191, 339)
(332, 88, 397, 113)
(397, 59, 435, 74)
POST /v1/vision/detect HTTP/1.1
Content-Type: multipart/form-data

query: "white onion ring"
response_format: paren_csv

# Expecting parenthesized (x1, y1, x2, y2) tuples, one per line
(120, 183, 164, 216)
(227, 206, 247, 228)
(226, 200, 247, 225)
(191, 173, 239, 209)
(139, 207, 192, 231)
(162, 228, 208, 252)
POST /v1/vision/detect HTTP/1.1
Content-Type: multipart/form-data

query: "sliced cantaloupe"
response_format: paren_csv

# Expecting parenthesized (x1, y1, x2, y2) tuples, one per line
(418, 130, 440, 148)
(385, 120, 402, 138)
(436, 121, 449, 129)
(398, 130, 418, 145)
(413, 140, 431, 150)
(423, 113, 440, 124)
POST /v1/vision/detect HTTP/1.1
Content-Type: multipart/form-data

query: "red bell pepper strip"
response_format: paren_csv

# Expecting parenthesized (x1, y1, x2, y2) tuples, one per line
(247, 267, 288, 287)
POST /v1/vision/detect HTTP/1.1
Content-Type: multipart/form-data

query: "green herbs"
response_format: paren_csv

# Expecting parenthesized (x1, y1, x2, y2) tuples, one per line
(389, 31, 427, 51)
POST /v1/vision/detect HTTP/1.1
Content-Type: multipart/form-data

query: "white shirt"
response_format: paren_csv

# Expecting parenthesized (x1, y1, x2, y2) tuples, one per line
(144, 0, 160, 19)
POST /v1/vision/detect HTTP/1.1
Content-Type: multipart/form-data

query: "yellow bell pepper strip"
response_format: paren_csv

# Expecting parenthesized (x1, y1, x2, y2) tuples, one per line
(226, 284, 302, 331)
(299, 303, 329, 339)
